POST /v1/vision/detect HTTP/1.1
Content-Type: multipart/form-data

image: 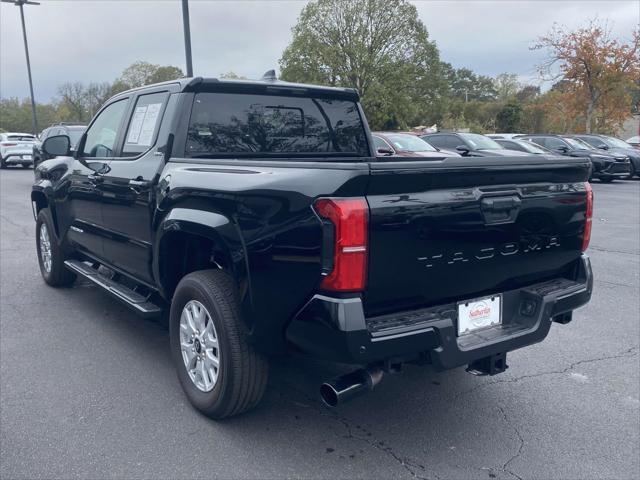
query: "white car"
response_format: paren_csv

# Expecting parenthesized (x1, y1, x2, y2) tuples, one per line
(0, 132, 37, 168)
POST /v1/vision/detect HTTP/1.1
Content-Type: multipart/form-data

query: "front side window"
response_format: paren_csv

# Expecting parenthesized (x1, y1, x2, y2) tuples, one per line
(186, 93, 368, 158)
(83, 99, 128, 158)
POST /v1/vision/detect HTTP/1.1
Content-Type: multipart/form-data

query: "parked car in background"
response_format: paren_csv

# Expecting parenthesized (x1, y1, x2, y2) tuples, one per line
(570, 134, 640, 179)
(421, 132, 529, 157)
(494, 138, 554, 155)
(626, 136, 640, 149)
(372, 132, 461, 159)
(33, 124, 86, 167)
(0, 132, 37, 168)
(487, 133, 523, 140)
(518, 134, 630, 182)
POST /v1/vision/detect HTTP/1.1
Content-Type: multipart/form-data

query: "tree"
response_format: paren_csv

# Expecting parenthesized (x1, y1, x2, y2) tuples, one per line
(117, 61, 184, 89)
(57, 82, 89, 122)
(219, 71, 247, 80)
(496, 102, 523, 132)
(533, 20, 639, 133)
(493, 73, 520, 102)
(442, 64, 497, 102)
(279, 0, 447, 130)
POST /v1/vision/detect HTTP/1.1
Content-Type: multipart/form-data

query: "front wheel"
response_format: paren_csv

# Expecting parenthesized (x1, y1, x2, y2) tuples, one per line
(36, 208, 76, 287)
(170, 269, 268, 419)
(626, 164, 637, 180)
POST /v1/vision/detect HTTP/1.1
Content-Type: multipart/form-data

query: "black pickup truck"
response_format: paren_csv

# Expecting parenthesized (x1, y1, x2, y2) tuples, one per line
(32, 76, 593, 419)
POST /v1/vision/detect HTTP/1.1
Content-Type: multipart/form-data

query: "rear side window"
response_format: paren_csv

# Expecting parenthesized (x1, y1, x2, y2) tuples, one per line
(186, 93, 368, 158)
(122, 92, 169, 157)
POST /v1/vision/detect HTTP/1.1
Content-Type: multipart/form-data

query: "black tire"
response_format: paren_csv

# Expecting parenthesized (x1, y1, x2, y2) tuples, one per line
(0, 157, 5, 169)
(170, 269, 268, 419)
(35, 208, 76, 287)
(599, 177, 614, 183)
(22, 164, 31, 169)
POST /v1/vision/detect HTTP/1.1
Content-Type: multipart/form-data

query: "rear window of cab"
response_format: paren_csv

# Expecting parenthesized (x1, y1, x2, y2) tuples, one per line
(185, 92, 369, 158)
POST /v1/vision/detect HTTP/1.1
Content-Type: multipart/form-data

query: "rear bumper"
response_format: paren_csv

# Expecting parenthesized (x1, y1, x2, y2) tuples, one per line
(1, 153, 34, 165)
(287, 254, 593, 368)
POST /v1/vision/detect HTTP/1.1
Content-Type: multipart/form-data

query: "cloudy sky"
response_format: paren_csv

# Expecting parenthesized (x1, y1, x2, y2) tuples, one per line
(1, 0, 637, 102)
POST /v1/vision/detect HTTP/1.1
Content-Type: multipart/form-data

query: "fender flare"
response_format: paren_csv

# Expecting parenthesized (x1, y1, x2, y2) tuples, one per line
(153, 208, 251, 301)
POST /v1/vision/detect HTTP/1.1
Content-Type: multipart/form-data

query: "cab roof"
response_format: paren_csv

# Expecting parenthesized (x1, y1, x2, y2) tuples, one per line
(112, 76, 360, 101)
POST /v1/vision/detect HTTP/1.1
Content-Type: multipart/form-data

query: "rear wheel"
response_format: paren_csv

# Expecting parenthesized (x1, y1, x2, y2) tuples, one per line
(36, 209, 76, 287)
(170, 269, 268, 419)
(0, 157, 5, 169)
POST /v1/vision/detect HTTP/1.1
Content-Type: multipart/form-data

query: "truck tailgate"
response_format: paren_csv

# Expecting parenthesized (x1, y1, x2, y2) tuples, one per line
(363, 156, 591, 317)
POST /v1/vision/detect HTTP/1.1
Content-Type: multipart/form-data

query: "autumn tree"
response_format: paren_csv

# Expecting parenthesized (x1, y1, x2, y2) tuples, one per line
(279, 0, 447, 130)
(533, 20, 639, 133)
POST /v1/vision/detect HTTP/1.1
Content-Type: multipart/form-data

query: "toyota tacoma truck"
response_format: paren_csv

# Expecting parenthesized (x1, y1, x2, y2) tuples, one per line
(32, 75, 593, 418)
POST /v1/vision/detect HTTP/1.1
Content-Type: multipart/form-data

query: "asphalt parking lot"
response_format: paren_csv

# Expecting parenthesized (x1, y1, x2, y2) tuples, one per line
(1, 167, 638, 480)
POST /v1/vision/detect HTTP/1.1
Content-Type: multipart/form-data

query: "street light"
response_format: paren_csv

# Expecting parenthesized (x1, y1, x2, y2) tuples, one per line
(181, 0, 193, 77)
(2, 0, 39, 135)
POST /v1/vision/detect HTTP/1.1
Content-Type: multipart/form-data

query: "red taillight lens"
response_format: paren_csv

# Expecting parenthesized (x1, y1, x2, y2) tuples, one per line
(314, 197, 368, 292)
(581, 182, 593, 252)
(1, 142, 17, 147)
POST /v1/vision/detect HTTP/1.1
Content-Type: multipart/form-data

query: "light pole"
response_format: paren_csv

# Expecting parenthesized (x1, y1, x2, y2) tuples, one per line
(2, 0, 39, 135)
(181, 0, 193, 77)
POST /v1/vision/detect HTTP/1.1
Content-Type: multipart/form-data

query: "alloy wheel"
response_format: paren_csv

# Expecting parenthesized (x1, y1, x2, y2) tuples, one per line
(179, 300, 221, 392)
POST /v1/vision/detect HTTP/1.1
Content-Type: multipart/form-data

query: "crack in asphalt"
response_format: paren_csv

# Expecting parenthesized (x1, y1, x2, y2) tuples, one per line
(0, 213, 33, 237)
(497, 405, 525, 480)
(588, 246, 639, 256)
(595, 279, 639, 289)
(453, 346, 639, 403)
(282, 380, 440, 480)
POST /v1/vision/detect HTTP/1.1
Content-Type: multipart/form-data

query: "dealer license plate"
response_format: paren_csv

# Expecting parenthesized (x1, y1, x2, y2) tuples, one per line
(22, 155, 32, 160)
(457, 295, 501, 336)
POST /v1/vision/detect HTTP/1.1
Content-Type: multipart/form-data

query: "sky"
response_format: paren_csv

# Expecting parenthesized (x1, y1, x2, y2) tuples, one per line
(1, 0, 638, 102)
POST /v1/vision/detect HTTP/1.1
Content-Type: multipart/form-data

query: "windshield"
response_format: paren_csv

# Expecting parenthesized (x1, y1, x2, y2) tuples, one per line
(385, 134, 436, 152)
(516, 140, 548, 154)
(459, 133, 503, 150)
(602, 136, 632, 149)
(67, 128, 85, 146)
(564, 137, 592, 149)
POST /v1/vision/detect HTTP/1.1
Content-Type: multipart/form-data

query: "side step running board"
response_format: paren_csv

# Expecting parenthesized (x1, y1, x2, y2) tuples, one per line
(64, 260, 162, 318)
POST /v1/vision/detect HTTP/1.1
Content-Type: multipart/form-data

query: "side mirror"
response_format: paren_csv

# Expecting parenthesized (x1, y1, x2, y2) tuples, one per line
(597, 144, 609, 150)
(42, 135, 71, 157)
(455, 145, 470, 156)
(554, 145, 569, 154)
(376, 148, 394, 156)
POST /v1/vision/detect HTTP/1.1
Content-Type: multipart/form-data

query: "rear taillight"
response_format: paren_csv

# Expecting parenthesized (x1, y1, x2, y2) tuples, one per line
(1, 142, 17, 147)
(314, 197, 369, 292)
(581, 182, 593, 252)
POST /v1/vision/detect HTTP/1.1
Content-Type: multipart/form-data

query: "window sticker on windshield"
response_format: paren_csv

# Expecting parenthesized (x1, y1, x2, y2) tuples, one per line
(127, 105, 147, 144)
